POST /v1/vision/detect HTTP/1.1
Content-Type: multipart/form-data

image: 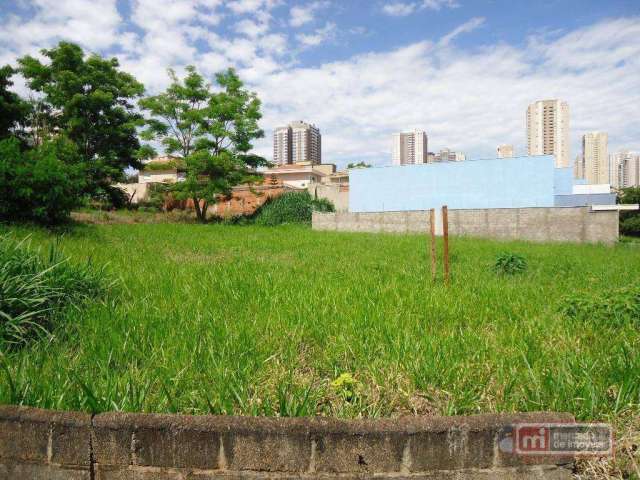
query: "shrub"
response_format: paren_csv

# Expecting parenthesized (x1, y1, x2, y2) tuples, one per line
(89, 184, 129, 210)
(0, 234, 111, 346)
(618, 187, 640, 237)
(493, 252, 527, 275)
(254, 191, 334, 226)
(560, 287, 640, 327)
(620, 215, 640, 237)
(0, 136, 85, 225)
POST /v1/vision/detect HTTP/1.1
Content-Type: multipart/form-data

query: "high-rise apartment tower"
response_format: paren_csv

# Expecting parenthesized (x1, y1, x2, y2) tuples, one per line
(273, 121, 321, 165)
(577, 132, 608, 184)
(610, 150, 640, 188)
(392, 130, 428, 165)
(526, 99, 570, 168)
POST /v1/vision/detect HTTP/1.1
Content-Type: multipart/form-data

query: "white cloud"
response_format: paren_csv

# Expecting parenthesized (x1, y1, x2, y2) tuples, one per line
(439, 17, 485, 46)
(381, 2, 416, 17)
(1, 4, 639, 169)
(289, 1, 329, 27)
(421, 0, 459, 10)
(0, 0, 123, 53)
(261, 33, 288, 55)
(234, 18, 270, 38)
(226, 0, 282, 14)
(251, 17, 640, 165)
(296, 22, 336, 47)
(381, 0, 459, 17)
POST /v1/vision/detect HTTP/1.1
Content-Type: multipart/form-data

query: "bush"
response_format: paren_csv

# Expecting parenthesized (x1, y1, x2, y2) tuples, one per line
(89, 184, 129, 210)
(618, 187, 640, 237)
(620, 215, 640, 237)
(0, 234, 111, 346)
(560, 287, 640, 327)
(493, 252, 527, 275)
(0, 136, 85, 225)
(254, 191, 334, 226)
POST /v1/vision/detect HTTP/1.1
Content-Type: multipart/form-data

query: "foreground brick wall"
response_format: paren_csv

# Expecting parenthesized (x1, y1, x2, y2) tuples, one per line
(0, 405, 575, 479)
(313, 207, 619, 244)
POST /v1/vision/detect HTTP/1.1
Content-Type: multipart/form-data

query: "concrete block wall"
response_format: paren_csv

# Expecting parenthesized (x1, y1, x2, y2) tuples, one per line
(313, 207, 619, 245)
(0, 405, 575, 479)
(308, 183, 349, 212)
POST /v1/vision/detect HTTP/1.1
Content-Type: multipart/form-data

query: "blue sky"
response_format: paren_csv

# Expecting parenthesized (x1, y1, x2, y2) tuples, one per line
(1, 0, 639, 167)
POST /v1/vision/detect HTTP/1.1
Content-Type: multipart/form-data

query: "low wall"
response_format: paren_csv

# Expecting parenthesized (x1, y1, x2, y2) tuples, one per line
(313, 207, 619, 244)
(0, 405, 575, 479)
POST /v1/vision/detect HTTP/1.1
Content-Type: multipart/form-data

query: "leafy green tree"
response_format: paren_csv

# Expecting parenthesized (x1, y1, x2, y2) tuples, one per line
(619, 186, 640, 205)
(347, 161, 371, 169)
(0, 136, 86, 224)
(17, 42, 144, 193)
(140, 67, 269, 222)
(138, 66, 209, 158)
(0, 66, 29, 140)
(618, 186, 640, 236)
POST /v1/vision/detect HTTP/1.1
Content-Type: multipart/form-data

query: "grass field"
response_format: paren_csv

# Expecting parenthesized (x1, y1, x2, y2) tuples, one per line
(1, 223, 639, 427)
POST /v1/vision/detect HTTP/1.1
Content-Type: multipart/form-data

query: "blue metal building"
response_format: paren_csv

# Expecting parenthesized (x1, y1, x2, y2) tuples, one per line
(348, 155, 615, 213)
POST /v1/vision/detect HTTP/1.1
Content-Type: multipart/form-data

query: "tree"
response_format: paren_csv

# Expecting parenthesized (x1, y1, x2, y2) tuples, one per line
(618, 186, 640, 236)
(138, 66, 209, 158)
(0, 65, 29, 140)
(17, 42, 144, 194)
(0, 136, 86, 225)
(347, 161, 372, 169)
(140, 67, 269, 222)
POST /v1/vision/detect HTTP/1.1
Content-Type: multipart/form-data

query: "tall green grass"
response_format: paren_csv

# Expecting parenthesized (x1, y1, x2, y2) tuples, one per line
(0, 223, 638, 424)
(0, 234, 110, 346)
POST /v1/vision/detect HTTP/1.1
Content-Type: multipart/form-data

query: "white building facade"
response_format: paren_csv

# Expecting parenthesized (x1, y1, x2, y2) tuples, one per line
(526, 99, 570, 168)
(610, 150, 640, 189)
(578, 132, 608, 184)
(273, 121, 321, 165)
(392, 130, 428, 165)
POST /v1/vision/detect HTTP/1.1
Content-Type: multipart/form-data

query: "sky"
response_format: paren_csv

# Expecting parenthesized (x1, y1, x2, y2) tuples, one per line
(1, 0, 639, 168)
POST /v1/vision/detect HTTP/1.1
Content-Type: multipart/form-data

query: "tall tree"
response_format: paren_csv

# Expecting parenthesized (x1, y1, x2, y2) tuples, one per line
(0, 65, 28, 140)
(0, 136, 86, 225)
(17, 42, 144, 193)
(138, 66, 209, 158)
(140, 67, 269, 222)
(619, 186, 640, 236)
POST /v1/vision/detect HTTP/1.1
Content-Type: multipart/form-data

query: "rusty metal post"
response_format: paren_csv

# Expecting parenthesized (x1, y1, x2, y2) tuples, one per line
(442, 205, 450, 285)
(429, 208, 436, 281)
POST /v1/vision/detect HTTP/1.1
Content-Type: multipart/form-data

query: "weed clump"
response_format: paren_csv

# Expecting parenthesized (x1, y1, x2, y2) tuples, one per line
(493, 252, 528, 275)
(254, 191, 334, 226)
(560, 287, 640, 327)
(331, 373, 361, 402)
(0, 235, 112, 346)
